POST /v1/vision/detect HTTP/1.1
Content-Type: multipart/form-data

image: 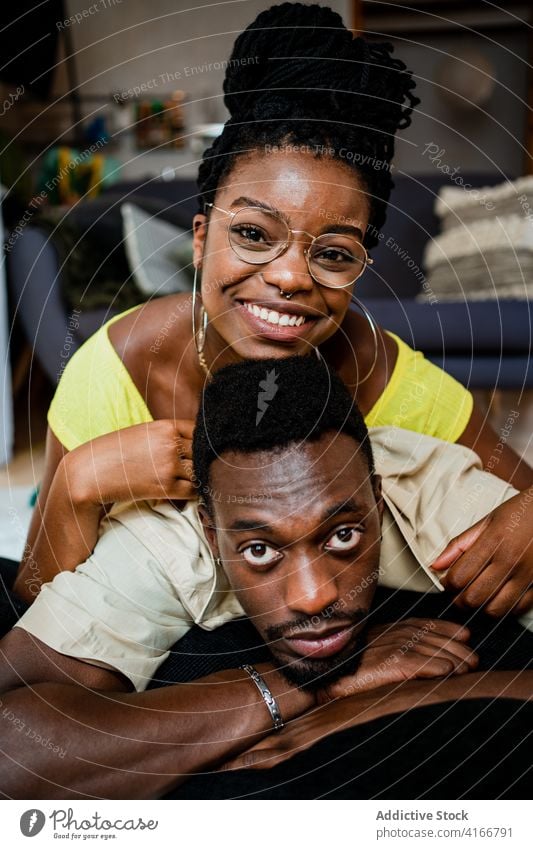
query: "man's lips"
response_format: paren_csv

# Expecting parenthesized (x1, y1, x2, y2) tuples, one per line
(283, 623, 358, 659)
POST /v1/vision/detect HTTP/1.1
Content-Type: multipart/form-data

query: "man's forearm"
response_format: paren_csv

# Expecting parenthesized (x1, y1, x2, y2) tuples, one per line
(0, 665, 314, 799)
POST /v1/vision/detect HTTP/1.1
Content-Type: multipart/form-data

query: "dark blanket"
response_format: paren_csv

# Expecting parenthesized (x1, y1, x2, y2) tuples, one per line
(174, 697, 533, 799)
(149, 587, 533, 800)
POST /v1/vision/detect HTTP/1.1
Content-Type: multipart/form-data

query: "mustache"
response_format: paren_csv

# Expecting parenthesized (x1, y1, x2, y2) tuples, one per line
(265, 608, 368, 642)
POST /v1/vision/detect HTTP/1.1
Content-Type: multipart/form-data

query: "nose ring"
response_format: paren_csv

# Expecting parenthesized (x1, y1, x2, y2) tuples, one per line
(279, 289, 293, 300)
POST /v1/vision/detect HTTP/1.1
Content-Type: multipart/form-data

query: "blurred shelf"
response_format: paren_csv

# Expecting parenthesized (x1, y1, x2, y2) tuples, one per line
(354, 1, 532, 34)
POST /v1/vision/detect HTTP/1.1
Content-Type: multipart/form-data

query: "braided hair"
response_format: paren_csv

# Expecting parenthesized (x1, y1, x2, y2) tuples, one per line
(197, 2, 419, 249)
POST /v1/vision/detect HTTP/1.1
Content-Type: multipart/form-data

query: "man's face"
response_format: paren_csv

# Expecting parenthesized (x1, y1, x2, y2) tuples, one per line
(200, 432, 383, 690)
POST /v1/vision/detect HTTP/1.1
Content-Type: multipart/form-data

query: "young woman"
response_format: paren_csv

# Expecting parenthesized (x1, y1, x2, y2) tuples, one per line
(15, 2, 533, 616)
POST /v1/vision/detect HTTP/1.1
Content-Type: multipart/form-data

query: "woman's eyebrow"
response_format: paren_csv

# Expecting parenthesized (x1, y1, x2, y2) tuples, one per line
(229, 195, 290, 223)
(228, 196, 363, 239)
(325, 223, 364, 240)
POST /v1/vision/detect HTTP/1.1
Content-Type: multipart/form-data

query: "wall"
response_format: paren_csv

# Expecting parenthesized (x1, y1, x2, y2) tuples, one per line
(389, 29, 529, 180)
(4, 2, 526, 183)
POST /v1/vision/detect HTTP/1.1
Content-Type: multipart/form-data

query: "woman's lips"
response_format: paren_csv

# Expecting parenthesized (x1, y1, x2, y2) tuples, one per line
(237, 301, 316, 343)
(283, 624, 355, 659)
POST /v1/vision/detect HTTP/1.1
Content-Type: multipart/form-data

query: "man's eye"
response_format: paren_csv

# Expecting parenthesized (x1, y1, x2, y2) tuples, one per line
(325, 526, 362, 552)
(242, 542, 281, 567)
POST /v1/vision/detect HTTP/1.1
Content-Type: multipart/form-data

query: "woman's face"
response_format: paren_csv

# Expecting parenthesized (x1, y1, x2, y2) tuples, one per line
(192, 150, 370, 361)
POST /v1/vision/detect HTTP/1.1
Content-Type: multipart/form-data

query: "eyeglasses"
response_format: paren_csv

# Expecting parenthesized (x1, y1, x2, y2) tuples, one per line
(205, 203, 373, 288)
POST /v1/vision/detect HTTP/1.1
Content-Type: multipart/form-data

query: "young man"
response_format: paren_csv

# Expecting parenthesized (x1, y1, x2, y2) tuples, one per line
(0, 356, 531, 799)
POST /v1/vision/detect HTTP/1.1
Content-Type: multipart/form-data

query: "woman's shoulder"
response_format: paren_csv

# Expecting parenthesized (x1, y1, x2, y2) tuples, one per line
(335, 310, 472, 442)
(48, 295, 193, 449)
(363, 328, 473, 442)
(107, 294, 192, 364)
(107, 293, 198, 420)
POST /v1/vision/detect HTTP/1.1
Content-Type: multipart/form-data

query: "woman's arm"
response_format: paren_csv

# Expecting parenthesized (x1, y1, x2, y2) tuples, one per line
(13, 428, 75, 600)
(14, 421, 196, 603)
(457, 403, 533, 489)
(13, 433, 105, 602)
(433, 405, 533, 615)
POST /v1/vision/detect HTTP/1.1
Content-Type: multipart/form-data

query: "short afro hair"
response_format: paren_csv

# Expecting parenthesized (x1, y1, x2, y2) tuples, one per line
(192, 354, 374, 512)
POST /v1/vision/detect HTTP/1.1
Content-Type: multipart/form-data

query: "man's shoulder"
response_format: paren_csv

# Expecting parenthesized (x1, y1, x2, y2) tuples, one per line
(101, 499, 208, 568)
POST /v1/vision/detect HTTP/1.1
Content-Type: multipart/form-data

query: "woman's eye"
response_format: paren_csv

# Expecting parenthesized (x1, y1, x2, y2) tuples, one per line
(242, 542, 281, 567)
(325, 526, 362, 552)
(232, 224, 267, 244)
(315, 247, 356, 266)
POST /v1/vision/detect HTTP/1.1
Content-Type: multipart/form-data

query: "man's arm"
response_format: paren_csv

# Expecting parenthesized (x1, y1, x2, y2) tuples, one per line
(0, 628, 313, 799)
(221, 670, 533, 772)
(0, 616, 479, 798)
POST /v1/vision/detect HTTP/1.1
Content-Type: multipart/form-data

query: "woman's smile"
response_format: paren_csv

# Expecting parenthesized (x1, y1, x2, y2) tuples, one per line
(236, 297, 321, 344)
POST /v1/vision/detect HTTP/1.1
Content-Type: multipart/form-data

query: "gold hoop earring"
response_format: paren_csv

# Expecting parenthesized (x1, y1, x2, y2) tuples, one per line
(350, 295, 379, 384)
(192, 265, 211, 379)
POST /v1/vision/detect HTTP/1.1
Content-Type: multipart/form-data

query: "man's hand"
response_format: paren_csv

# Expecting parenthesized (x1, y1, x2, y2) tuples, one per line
(318, 618, 478, 703)
(431, 491, 533, 617)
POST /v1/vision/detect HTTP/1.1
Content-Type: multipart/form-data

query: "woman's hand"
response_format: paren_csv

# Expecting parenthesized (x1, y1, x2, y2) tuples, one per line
(61, 419, 197, 507)
(431, 489, 533, 616)
(14, 420, 197, 601)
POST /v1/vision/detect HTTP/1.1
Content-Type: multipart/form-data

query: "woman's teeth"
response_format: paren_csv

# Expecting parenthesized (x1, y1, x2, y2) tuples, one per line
(245, 303, 306, 327)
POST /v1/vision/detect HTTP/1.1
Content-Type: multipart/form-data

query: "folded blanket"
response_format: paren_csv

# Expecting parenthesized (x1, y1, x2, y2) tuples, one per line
(424, 214, 533, 269)
(422, 214, 533, 301)
(436, 175, 533, 231)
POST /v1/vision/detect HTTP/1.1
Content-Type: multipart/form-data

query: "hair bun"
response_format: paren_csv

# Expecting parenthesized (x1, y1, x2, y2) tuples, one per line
(198, 3, 420, 251)
(223, 2, 357, 121)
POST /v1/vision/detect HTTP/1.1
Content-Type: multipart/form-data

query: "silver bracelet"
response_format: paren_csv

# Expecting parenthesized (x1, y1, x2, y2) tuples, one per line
(241, 664, 285, 732)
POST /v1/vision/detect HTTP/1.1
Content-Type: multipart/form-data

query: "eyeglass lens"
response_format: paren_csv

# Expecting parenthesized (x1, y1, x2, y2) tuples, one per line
(228, 207, 367, 286)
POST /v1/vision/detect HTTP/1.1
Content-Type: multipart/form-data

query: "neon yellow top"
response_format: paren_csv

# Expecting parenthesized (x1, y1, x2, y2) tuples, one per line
(48, 308, 473, 450)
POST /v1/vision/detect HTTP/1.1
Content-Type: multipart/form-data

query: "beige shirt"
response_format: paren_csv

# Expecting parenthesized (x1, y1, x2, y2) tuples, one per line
(16, 427, 529, 691)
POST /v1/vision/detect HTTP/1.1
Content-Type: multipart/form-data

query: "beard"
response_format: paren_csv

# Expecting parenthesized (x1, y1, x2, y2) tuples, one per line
(265, 612, 368, 692)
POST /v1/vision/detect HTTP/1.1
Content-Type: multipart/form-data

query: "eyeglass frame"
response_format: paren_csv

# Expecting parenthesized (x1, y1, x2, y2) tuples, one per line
(204, 202, 373, 288)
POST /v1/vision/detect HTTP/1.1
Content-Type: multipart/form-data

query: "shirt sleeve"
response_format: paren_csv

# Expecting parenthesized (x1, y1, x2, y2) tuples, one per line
(14, 515, 196, 692)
